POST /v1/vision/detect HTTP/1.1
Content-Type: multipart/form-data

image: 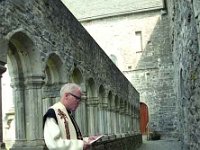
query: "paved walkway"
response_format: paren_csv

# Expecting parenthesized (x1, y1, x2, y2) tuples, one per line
(137, 138, 181, 150)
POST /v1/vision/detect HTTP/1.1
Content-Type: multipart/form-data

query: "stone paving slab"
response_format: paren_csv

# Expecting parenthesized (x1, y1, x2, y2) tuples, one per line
(137, 139, 181, 150)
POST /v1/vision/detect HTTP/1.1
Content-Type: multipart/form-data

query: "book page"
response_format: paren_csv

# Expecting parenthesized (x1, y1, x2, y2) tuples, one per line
(88, 135, 104, 144)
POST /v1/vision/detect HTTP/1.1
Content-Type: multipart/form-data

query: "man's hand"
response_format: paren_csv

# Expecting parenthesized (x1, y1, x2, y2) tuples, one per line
(83, 141, 90, 150)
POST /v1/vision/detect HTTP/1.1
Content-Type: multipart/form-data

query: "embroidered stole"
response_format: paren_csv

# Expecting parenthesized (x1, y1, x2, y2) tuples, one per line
(68, 111, 83, 140)
(58, 109, 70, 139)
(52, 102, 83, 140)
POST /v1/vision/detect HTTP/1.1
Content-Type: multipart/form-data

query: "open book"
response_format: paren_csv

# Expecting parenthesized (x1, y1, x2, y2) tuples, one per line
(88, 135, 104, 144)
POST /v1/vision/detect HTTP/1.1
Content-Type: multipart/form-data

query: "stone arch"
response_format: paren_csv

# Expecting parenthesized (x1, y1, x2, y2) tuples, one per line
(7, 31, 43, 77)
(43, 53, 65, 113)
(98, 85, 105, 134)
(87, 78, 97, 97)
(45, 53, 65, 85)
(70, 67, 83, 85)
(5, 31, 45, 145)
(86, 78, 98, 135)
(69, 67, 86, 135)
(98, 85, 105, 103)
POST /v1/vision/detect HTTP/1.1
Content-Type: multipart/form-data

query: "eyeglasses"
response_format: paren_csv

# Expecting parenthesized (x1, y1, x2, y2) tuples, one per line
(69, 93, 81, 101)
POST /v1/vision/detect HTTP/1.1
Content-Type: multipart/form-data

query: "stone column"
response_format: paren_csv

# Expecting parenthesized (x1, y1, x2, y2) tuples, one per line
(75, 92, 87, 136)
(125, 105, 130, 133)
(136, 106, 140, 133)
(25, 76, 44, 140)
(98, 101, 104, 134)
(0, 62, 6, 149)
(87, 96, 99, 136)
(110, 105, 116, 135)
(119, 103, 125, 134)
(11, 78, 26, 141)
(128, 106, 132, 134)
(107, 104, 111, 135)
(11, 75, 45, 150)
(102, 97, 108, 135)
(115, 105, 120, 135)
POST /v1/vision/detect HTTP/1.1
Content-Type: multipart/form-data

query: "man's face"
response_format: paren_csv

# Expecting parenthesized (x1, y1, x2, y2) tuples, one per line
(65, 88, 81, 111)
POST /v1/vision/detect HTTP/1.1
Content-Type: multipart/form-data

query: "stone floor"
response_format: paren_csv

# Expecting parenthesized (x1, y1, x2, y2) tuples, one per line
(137, 136, 181, 150)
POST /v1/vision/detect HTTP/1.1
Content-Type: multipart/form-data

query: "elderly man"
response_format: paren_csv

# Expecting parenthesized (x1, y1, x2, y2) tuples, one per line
(43, 83, 90, 150)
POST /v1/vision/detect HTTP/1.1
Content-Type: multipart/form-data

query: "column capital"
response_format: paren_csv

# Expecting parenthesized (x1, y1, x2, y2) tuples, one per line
(86, 96, 99, 106)
(25, 75, 45, 88)
(101, 102, 108, 109)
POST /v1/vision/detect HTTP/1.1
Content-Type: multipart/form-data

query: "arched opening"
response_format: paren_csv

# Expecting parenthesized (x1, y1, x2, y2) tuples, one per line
(98, 85, 105, 134)
(71, 68, 83, 85)
(2, 31, 45, 149)
(6, 32, 33, 143)
(86, 78, 98, 135)
(140, 102, 149, 135)
(70, 67, 87, 135)
(45, 53, 64, 85)
(43, 53, 65, 113)
(87, 78, 97, 97)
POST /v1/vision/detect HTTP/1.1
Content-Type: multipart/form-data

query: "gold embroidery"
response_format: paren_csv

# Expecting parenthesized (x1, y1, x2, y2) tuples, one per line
(58, 109, 70, 139)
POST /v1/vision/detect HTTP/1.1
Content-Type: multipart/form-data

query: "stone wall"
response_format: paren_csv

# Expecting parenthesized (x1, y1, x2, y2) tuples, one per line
(168, 0, 200, 149)
(77, 8, 178, 138)
(0, 0, 141, 149)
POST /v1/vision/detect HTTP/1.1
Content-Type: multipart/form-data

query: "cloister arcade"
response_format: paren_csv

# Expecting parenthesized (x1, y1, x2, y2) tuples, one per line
(0, 30, 140, 149)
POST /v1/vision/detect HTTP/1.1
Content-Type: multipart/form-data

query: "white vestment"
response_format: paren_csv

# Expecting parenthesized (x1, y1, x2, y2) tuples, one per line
(44, 102, 84, 150)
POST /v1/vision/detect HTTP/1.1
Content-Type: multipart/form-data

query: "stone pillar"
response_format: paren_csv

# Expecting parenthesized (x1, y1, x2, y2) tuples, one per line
(110, 105, 116, 135)
(11, 75, 45, 150)
(75, 93, 88, 136)
(125, 105, 130, 133)
(128, 106, 133, 133)
(136, 106, 140, 133)
(98, 101, 104, 134)
(25, 76, 44, 139)
(102, 97, 108, 134)
(115, 105, 120, 135)
(87, 96, 99, 136)
(119, 103, 125, 134)
(11, 78, 26, 141)
(0, 62, 6, 149)
(107, 104, 111, 135)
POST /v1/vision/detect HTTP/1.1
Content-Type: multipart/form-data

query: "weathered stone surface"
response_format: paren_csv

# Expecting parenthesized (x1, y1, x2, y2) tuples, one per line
(168, 0, 200, 149)
(0, 0, 141, 149)
(75, 6, 178, 138)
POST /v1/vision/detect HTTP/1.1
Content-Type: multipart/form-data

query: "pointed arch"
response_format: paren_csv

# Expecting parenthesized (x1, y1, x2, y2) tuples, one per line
(70, 67, 83, 85)
(45, 53, 64, 85)
(98, 85, 105, 103)
(87, 78, 97, 97)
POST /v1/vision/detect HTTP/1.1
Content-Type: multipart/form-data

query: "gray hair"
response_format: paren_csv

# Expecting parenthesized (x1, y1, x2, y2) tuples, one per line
(60, 83, 81, 97)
